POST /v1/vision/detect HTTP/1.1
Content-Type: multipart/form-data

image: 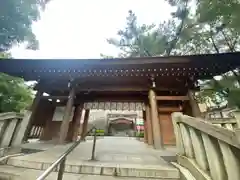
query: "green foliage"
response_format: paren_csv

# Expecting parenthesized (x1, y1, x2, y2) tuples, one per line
(104, 1, 240, 108)
(0, 52, 11, 58)
(197, 0, 240, 31)
(106, 10, 167, 57)
(90, 129, 105, 136)
(136, 132, 144, 138)
(0, 0, 50, 112)
(100, 54, 115, 59)
(0, 0, 49, 51)
(196, 73, 240, 108)
(0, 53, 33, 113)
(228, 89, 240, 108)
(0, 72, 33, 113)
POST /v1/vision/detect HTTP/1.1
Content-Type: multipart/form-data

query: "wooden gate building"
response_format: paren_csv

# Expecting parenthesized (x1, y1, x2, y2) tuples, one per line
(1, 52, 239, 149)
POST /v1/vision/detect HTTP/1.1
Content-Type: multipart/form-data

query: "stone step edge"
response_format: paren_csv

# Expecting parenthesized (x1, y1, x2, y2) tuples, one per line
(0, 165, 180, 180)
(0, 172, 19, 180)
(7, 159, 179, 179)
(0, 153, 24, 165)
(171, 162, 196, 180)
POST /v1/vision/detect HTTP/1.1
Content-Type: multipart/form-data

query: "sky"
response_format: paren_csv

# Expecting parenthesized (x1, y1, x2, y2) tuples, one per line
(11, 0, 173, 59)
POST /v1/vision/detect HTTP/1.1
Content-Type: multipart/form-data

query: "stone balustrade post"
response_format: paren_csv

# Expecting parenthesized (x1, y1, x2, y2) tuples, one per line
(188, 127, 208, 171)
(233, 111, 240, 128)
(201, 133, 227, 180)
(171, 113, 240, 180)
(171, 112, 185, 155)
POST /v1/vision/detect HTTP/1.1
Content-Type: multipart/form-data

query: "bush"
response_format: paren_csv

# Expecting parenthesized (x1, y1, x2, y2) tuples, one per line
(136, 132, 144, 137)
(90, 129, 105, 136)
(96, 129, 105, 133)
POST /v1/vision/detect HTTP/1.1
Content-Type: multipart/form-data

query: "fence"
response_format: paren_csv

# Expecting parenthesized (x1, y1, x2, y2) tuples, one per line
(206, 118, 238, 129)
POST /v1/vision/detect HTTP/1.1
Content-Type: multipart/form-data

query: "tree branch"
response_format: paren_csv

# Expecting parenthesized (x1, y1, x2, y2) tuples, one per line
(209, 30, 220, 53)
(165, 1, 189, 56)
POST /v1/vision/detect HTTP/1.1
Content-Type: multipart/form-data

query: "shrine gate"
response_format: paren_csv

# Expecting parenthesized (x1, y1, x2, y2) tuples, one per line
(1, 52, 240, 149)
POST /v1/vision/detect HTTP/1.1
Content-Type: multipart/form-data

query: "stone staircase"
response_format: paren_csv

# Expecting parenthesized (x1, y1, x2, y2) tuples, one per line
(0, 137, 181, 180)
(0, 161, 180, 180)
(3, 111, 239, 180)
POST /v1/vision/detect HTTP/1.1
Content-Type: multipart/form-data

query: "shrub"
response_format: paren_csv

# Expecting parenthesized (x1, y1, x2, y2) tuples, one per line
(136, 132, 144, 137)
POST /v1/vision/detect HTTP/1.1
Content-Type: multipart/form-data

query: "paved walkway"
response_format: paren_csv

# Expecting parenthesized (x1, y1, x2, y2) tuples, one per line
(5, 137, 179, 179)
(20, 137, 177, 164)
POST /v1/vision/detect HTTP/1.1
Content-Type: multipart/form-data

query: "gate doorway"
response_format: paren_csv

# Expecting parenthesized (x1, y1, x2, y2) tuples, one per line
(108, 118, 135, 136)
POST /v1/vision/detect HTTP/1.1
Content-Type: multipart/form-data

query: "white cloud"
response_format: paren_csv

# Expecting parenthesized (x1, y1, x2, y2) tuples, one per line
(11, 0, 173, 59)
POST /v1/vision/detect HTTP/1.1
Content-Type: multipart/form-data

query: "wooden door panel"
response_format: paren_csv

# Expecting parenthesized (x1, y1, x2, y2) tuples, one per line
(159, 114, 176, 145)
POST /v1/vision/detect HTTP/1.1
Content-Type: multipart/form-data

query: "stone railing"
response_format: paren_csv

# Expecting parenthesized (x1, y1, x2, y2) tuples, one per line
(0, 112, 26, 150)
(0, 112, 23, 148)
(206, 118, 238, 130)
(206, 111, 240, 130)
(172, 112, 240, 180)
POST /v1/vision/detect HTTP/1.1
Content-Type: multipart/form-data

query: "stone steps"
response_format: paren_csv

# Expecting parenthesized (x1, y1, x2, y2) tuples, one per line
(0, 165, 179, 180)
(1, 137, 179, 179)
(5, 157, 179, 179)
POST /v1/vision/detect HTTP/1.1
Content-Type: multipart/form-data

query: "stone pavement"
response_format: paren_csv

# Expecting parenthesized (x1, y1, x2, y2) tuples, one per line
(20, 137, 177, 163)
(4, 137, 179, 179)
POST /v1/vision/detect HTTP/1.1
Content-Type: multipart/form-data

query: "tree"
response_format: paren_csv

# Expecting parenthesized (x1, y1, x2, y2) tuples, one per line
(0, 72, 33, 113)
(168, 0, 240, 109)
(104, 3, 240, 108)
(192, 0, 240, 107)
(106, 10, 156, 57)
(164, 0, 191, 55)
(104, 1, 193, 57)
(0, 0, 50, 112)
(197, 0, 240, 32)
(0, 0, 50, 51)
(196, 72, 240, 108)
(0, 52, 34, 113)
